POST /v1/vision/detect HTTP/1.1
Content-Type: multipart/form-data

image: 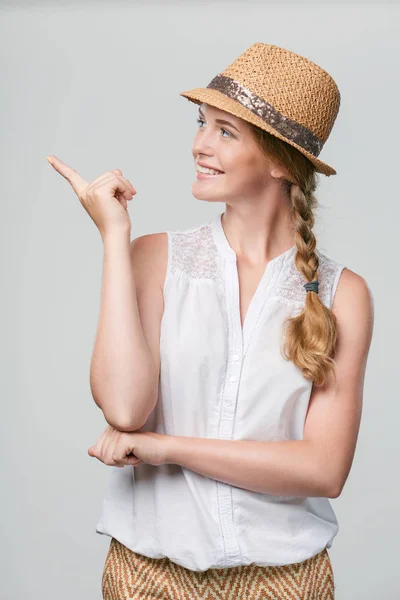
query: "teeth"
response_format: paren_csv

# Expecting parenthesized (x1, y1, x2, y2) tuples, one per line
(197, 165, 223, 175)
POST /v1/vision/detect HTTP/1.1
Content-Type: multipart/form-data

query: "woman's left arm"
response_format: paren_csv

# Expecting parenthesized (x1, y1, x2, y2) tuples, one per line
(164, 269, 374, 499)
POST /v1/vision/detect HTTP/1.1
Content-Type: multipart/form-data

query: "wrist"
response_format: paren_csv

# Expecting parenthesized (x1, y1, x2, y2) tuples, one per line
(163, 434, 180, 465)
(101, 226, 131, 246)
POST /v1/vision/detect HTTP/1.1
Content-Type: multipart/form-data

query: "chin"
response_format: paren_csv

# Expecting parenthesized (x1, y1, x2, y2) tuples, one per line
(191, 183, 227, 203)
(191, 190, 225, 203)
(192, 195, 222, 204)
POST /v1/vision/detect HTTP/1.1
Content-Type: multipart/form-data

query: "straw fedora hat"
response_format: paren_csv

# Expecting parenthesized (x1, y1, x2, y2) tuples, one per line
(179, 42, 341, 176)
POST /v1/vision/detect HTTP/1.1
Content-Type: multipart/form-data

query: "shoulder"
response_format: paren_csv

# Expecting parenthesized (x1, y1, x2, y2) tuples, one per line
(130, 231, 168, 253)
(331, 265, 374, 329)
(323, 265, 375, 383)
(317, 250, 375, 353)
(128, 219, 217, 291)
(316, 246, 373, 316)
(130, 231, 168, 264)
(316, 251, 374, 351)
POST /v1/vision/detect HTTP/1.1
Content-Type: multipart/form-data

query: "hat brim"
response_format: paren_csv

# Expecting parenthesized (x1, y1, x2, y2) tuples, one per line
(179, 88, 336, 177)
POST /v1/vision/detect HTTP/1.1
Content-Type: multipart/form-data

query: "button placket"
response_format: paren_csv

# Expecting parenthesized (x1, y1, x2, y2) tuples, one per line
(213, 239, 244, 566)
(225, 346, 242, 404)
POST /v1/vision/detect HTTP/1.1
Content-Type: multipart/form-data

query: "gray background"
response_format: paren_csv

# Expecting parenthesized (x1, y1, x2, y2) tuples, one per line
(1, 1, 398, 598)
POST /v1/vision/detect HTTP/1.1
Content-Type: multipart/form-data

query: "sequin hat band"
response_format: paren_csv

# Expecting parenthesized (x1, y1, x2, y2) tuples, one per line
(206, 74, 323, 158)
(180, 43, 341, 176)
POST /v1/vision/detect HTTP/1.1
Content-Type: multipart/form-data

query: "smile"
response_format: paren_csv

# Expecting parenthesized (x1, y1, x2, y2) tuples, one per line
(196, 171, 224, 179)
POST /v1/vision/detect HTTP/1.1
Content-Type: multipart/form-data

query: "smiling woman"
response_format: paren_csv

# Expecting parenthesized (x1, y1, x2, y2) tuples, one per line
(94, 42, 374, 600)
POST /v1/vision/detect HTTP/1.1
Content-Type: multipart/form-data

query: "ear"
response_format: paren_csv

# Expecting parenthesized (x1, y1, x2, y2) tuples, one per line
(270, 166, 286, 179)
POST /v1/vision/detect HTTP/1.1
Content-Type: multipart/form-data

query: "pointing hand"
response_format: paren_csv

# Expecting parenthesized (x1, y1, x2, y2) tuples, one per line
(46, 155, 137, 238)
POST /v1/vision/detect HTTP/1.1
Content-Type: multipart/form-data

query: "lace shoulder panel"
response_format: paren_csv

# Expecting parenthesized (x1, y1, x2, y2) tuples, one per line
(272, 249, 346, 309)
(167, 223, 223, 284)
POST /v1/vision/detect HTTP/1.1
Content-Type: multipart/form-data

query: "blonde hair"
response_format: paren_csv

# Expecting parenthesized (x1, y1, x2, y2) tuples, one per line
(248, 123, 339, 387)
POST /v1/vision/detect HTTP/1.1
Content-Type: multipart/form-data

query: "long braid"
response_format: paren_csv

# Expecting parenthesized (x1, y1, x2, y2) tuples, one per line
(248, 122, 340, 386)
(290, 182, 319, 286)
(281, 182, 339, 387)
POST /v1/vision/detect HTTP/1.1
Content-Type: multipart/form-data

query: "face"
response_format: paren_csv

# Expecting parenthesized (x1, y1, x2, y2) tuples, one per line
(192, 103, 284, 204)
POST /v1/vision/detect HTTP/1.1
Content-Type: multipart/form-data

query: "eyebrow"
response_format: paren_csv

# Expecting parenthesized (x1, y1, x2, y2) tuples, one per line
(198, 106, 240, 133)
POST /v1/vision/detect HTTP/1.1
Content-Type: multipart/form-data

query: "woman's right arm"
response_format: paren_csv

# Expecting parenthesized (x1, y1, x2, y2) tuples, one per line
(89, 230, 167, 432)
(45, 156, 165, 432)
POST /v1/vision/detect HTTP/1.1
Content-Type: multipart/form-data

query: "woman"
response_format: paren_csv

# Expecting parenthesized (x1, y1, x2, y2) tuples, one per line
(48, 43, 374, 599)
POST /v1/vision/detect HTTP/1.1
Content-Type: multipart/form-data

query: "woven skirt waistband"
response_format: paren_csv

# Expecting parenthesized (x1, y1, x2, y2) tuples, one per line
(101, 537, 335, 600)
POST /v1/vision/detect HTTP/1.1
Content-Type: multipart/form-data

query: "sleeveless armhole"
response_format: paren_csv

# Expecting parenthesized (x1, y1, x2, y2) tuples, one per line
(162, 230, 173, 300)
(330, 264, 346, 310)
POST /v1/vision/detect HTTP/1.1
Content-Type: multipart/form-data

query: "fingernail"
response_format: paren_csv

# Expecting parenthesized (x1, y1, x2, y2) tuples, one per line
(47, 156, 54, 165)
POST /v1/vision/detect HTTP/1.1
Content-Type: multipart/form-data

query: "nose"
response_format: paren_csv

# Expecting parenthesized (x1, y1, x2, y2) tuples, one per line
(192, 126, 217, 159)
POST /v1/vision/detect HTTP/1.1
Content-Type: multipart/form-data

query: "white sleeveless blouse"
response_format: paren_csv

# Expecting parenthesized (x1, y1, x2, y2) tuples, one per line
(95, 211, 346, 572)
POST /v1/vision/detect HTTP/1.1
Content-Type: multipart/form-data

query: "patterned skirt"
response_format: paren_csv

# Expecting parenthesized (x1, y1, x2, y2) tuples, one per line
(102, 537, 335, 599)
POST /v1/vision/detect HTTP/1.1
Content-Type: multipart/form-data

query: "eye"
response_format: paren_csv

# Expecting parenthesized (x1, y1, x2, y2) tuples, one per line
(196, 118, 231, 138)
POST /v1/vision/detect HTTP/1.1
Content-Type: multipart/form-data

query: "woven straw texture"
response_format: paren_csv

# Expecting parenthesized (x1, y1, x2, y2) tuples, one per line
(180, 43, 340, 177)
(102, 537, 335, 599)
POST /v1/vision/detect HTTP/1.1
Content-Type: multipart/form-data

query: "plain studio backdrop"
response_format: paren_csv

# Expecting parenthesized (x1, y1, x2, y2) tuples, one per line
(1, 1, 398, 598)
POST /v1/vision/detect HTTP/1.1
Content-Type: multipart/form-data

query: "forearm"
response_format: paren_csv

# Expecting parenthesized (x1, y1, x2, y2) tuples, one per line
(165, 436, 336, 498)
(90, 230, 157, 430)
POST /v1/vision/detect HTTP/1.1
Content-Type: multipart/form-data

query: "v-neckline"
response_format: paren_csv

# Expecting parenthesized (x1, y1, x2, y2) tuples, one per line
(211, 211, 296, 351)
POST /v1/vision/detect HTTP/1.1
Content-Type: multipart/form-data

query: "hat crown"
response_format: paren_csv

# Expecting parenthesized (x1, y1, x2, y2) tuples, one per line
(221, 43, 340, 144)
(179, 42, 341, 175)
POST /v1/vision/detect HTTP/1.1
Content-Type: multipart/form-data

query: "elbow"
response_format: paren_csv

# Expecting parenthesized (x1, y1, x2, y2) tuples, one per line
(323, 472, 345, 499)
(315, 448, 346, 498)
(326, 483, 343, 499)
(102, 408, 147, 433)
(90, 381, 157, 432)
(101, 392, 158, 432)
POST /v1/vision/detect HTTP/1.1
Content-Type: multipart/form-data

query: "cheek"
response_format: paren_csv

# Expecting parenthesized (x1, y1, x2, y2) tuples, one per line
(229, 159, 266, 189)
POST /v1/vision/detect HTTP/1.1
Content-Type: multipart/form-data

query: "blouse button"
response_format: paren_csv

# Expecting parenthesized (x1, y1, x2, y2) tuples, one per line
(225, 400, 232, 406)
(229, 375, 237, 382)
(232, 354, 239, 361)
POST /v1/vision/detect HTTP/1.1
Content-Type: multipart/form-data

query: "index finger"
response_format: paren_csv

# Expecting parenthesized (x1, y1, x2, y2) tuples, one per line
(47, 155, 88, 197)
